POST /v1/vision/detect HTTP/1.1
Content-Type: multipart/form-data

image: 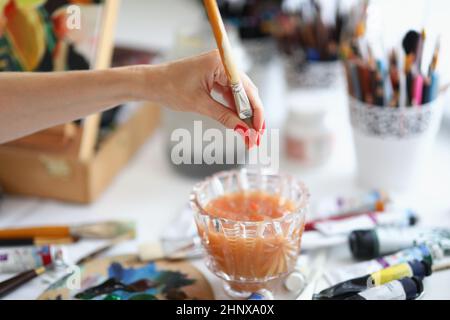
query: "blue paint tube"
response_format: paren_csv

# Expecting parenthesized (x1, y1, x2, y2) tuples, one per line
(247, 289, 274, 300)
(346, 277, 423, 300)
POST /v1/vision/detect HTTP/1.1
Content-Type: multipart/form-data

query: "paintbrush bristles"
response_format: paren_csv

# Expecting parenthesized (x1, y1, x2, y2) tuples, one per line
(70, 221, 136, 239)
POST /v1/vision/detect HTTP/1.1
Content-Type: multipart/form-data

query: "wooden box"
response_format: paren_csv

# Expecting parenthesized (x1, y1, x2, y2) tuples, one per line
(0, 104, 160, 203)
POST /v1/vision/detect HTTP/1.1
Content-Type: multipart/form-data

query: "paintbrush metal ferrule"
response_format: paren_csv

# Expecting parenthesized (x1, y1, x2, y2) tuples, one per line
(231, 82, 253, 120)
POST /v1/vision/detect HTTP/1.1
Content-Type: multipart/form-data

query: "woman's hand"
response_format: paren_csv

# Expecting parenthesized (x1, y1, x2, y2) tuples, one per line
(0, 51, 264, 145)
(137, 50, 265, 136)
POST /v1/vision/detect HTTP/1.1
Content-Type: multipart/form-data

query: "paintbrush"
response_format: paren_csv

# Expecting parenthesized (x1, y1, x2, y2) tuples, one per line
(0, 220, 135, 240)
(0, 237, 78, 247)
(203, 0, 254, 128)
(0, 232, 133, 299)
(0, 267, 47, 299)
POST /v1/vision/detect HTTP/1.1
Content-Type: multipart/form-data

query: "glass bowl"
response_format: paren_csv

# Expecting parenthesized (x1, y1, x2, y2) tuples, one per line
(190, 169, 309, 298)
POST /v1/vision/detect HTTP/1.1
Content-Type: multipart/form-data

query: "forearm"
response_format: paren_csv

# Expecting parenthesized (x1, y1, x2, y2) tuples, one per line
(0, 66, 161, 143)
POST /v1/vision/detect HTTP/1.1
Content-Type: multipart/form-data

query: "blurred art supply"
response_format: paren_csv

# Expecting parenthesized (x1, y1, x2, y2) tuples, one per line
(284, 250, 328, 297)
(284, 268, 307, 294)
(0, 232, 134, 299)
(310, 209, 417, 236)
(38, 256, 214, 300)
(349, 227, 450, 260)
(0, 266, 47, 299)
(247, 289, 275, 300)
(346, 277, 423, 300)
(296, 249, 329, 300)
(213, 0, 282, 39)
(310, 189, 388, 221)
(0, 220, 135, 240)
(0, 237, 78, 247)
(191, 169, 309, 298)
(275, 0, 368, 62)
(325, 243, 444, 285)
(285, 93, 334, 167)
(276, 0, 367, 89)
(204, 0, 254, 127)
(0, 245, 66, 274)
(284, 60, 344, 89)
(75, 232, 135, 266)
(314, 260, 431, 300)
(342, 29, 441, 107)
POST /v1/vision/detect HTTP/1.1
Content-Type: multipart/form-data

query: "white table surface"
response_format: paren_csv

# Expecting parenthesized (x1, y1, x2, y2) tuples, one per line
(1, 106, 449, 299)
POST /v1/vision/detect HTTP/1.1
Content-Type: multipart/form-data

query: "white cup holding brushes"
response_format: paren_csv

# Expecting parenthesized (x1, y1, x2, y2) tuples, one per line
(349, 95, 444, 193)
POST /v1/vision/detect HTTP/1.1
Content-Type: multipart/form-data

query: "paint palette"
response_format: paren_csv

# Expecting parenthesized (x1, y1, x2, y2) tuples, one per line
(38, 255, 214, 300)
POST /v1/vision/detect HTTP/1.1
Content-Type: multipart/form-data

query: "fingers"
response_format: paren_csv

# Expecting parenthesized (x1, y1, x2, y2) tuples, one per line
(241, 73, 264, 132)
(200, 96, 259, 148)
(205, 49, 265, 134)
(212, 83, 235, 110)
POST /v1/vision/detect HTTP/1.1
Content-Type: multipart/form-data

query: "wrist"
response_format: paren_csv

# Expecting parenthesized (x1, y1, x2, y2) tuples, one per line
(126, 64, 168, 103)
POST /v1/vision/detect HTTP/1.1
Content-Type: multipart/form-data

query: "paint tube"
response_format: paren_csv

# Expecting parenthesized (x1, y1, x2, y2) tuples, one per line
(247, 289, 274, 300)
(0, 245, 67, 273)
(312, 209, 417, 236)
(325, 243, 441, 285)
(313, 259, 431, 300)
(345, 277, 423, 300)
(349, 227, 450, 260)
(311, 190, 389, 219)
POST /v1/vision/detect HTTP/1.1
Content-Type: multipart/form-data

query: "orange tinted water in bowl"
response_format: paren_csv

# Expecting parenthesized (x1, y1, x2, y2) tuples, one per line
(197, 191, 305, 292)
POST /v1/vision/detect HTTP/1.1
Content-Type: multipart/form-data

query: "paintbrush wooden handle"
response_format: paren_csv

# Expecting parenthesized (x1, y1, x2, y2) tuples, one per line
(0, 237, 77, 247)
(203, 0, 240, 85)
(0, 267, 46, 298)
(0, 226, 71, 240)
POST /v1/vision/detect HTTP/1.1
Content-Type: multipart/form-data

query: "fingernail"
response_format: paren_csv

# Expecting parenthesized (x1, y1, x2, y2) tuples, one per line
(234, 124, 249, 134)
(234, 125, 250, 147)
(256, 133, 261, 147)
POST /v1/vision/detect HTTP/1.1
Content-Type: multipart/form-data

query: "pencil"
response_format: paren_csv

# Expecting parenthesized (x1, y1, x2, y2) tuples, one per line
(428, 38, 440, 76)
(412, 74, 424, 106)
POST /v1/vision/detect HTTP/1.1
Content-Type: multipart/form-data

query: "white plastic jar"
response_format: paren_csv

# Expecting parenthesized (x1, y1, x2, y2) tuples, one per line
(285, 100, 334, 167)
